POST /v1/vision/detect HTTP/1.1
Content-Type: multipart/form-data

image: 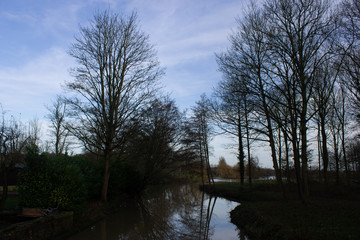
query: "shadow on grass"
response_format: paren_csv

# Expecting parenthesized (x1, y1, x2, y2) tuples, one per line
(201, 181, 360, 240)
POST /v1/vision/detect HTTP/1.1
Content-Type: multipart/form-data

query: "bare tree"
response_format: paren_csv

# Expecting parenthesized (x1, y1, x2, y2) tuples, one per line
(0, 110, 28, 209)
(121, 96, 183, 185)
(263, 0, 336, 201)
(66, 10, 163, 201)
(216, 0, 336, 201)
(214, 3, 289, 195)
(312, 63, 337, 184)
(336, 86, 350, 182)
(27, 118, 41, 147)
(328, 85, 350, 184)
(212, 58, 255, 185)
(338, 0, 360, 123)
(211, 75, 246, 184)
(191, 95, 214, 185)
(46, 95, 70, 155)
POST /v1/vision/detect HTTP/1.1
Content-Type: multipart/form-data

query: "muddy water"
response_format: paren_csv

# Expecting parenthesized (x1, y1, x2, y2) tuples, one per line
(68, 184, 248, 240)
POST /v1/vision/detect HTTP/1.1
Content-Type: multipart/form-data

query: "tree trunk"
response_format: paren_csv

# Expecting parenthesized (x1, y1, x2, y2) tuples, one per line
(342, 124, 349, 183)
(245, 99, 252, 189)
(300, 108, 309, 202)
(237, 114, 245, 185)
(317, 119, 322, 182)
(283, 129, 291, 183)
(258, 72, 286, 199)
(268, 119, 286, 200)
(340, 89, 349, 183)
(292, 132, 303, 201)
(55, 125, 61, 155)
(320, 115, 329, 185)
(199, 132, 205, 186)
(288, 84, 303, 201)
(204, 132, 214, 185)
(101, 153, 111, 202)
(278, 127, 283, 181)
(333, 132, 340, 184)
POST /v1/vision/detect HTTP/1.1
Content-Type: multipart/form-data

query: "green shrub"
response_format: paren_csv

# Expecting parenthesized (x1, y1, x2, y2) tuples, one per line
(18, 149, 87, 213)
(108, 160, 144, 196)
(70, 155, 103, 199)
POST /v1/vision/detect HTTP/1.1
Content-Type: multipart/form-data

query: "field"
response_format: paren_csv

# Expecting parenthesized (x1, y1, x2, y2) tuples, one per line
(201, 180, 360, 240)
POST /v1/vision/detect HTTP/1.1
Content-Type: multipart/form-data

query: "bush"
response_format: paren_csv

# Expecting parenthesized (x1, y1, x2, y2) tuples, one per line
(108, 160, 144, 196)
(70, 155, 103, 199)
(18, 148, 87, 213)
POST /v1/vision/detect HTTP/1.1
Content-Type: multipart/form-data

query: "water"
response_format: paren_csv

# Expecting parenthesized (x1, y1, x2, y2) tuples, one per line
(68, 184, 248, 240)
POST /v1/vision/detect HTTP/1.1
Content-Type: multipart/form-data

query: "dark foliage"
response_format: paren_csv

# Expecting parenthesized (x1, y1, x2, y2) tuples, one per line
(120, 97, 183, 185)
(108, 160, 144, 196)
(18, 146, 87, 213)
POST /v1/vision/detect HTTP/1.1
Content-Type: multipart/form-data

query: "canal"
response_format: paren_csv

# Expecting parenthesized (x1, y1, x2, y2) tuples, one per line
(68, 183, 248, 240)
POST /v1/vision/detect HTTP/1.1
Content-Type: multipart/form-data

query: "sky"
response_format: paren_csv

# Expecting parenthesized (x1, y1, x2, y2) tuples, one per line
(0, 0, 273, 167)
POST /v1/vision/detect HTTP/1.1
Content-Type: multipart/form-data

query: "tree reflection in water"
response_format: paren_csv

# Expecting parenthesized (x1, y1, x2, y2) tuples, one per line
(123, 184, 218, 240)
(69, 184, 242, 240)
(174, 189, 217, 240)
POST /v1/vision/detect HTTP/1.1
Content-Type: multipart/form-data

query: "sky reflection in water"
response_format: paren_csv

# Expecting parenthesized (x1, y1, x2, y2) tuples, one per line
(69, 184, 248, 240)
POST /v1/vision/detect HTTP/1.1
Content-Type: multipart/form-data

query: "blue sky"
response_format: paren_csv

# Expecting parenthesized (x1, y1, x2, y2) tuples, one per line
(0, 0, 273, 167)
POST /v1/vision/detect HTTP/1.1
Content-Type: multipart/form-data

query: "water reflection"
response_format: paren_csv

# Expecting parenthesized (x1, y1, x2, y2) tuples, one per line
(69, 184, 246, 240)
(199, 194, 217, 239)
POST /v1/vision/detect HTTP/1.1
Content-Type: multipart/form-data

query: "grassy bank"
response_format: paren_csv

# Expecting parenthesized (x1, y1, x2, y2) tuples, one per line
(201, 181, 360, 240)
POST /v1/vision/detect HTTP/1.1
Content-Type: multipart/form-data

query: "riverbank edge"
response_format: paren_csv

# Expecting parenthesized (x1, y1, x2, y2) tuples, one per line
(229, 204, 287, 240)
(200, 184, 286, 240)
(200, 183, 360, 240)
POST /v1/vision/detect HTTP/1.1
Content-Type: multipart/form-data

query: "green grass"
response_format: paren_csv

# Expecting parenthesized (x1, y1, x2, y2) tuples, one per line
(236, 200, 360, 240)
(3, 197, 20, 209)
(202, 181, 360, 240)
(1, 186, 20, 210)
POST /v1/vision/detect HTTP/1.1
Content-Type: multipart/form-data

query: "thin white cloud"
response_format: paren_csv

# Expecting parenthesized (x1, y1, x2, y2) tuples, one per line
(2, 11, 37, 24)
(0, 0, 258, 163)
(122, 0, 247, 67)
(42, 6, 82, 32)
(0, 47, 74, 120)
(2, 1, 88, 41)
(158, 28, 230, 66)
(1, 0, 247, 112)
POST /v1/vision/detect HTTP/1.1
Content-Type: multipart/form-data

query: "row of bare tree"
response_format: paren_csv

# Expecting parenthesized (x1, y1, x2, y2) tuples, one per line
(0, 110, 42, 208)
(0, 9, 224, 205)
(42, 11, 215, 202)
(45, 1, 360, 203)
(2, 1, 360, 205)
(210, 0, 360, 202)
